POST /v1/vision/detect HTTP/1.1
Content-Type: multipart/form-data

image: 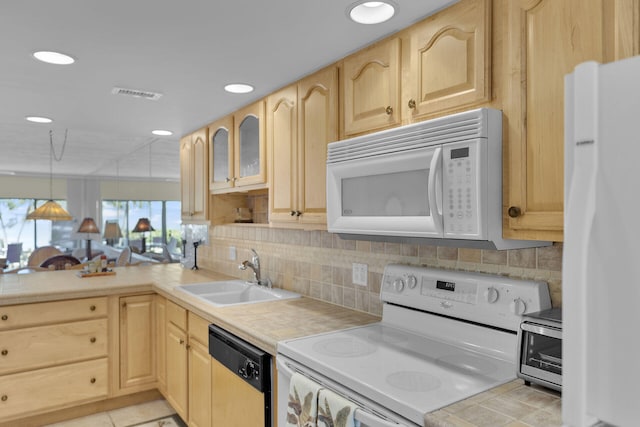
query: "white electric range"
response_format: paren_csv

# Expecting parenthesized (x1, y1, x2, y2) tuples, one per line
(277, 264, 552, 426)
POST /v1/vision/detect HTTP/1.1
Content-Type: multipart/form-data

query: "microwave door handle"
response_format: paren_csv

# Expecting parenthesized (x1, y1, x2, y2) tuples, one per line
(428, 147, 443, 234)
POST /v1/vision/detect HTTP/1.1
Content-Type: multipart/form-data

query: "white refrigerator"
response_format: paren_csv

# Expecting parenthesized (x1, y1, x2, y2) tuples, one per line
(564, 56, 640, 426)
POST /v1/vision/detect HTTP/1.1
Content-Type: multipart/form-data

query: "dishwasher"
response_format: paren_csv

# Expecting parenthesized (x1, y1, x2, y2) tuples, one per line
(208, 324, 272, 427)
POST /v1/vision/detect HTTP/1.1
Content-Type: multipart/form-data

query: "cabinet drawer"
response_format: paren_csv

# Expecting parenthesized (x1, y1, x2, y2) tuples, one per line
(188, 311, 210, 345)
(0, 357, 108, 421)
(0, 318, 107, 375)
(0, 297, 107, 331)
(167, 300, 187, 330)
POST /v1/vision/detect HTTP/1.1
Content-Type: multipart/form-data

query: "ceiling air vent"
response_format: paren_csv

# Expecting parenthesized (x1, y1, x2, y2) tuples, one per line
(111, 87, 163, 101)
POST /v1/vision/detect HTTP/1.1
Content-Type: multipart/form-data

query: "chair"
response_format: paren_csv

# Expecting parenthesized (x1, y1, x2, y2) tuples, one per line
(39, 254, 82, 271)
(115, 246, 132, 266)
(6, 243, 23, 267)
(27, 246, 62, 267)
(0, 266, 50, 274)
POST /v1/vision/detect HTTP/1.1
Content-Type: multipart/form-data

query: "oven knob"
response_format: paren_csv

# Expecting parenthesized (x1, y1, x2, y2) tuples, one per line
(406, 275, 417, 289)
(393, 278, 405, 293)
(484, 286, 499, 303)
(510, 298, 527, 315)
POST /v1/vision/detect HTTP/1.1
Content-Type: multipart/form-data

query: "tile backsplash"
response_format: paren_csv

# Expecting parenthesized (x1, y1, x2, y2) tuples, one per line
(198, 224, 562, 317)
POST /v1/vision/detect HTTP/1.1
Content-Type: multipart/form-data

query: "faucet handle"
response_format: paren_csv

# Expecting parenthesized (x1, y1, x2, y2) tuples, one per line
(250, 248, 260, 265)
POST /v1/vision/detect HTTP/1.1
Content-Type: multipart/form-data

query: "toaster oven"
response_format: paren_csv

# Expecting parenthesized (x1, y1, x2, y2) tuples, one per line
(517, 307, 562, 391)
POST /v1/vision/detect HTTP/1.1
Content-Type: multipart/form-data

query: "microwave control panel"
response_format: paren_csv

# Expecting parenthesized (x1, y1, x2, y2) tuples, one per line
(442, 140, 485, 239)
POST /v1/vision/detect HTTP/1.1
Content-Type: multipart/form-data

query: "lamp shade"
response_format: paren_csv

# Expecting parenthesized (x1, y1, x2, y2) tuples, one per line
(77, 217, 100, 234)
(26, 200, 73, 221)
(103, 221, 123, 239)
(132, 218, 155, 233)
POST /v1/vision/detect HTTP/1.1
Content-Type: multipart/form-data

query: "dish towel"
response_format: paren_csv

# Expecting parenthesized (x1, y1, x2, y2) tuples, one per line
(317, 388, 358, 427)
(287, 372, 322, 427)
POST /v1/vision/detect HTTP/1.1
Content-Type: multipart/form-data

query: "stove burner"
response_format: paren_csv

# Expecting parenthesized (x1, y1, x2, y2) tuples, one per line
(435, 354, 498, 376)
(311, 337, 377, 358)
(386, 371, 441, 392)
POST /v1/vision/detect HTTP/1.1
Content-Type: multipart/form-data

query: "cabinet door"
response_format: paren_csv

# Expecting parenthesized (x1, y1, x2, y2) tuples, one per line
(209, 115, 235, 192)
(268, 85, 299, 224)
(504, 0, 618, 241)
(403, 0, 490, 120)
(234, 101, 266, 188)
(191, 127, 209, 220)
(155, 295, 167, 393)
(343, 37, 401, 136)
(188, 339, 212, 427)
(166, 322, 188, 421)
(119, 294, 156, 390)
(298, 66, 339, 226)
(180, 135, 193, 219)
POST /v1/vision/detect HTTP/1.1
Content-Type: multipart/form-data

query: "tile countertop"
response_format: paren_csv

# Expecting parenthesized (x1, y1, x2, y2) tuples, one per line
(0, 264, 562, 427)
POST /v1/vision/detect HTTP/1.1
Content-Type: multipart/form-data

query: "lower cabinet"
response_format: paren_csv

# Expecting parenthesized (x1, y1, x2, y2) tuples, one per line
(0, 297, 109, 423)
(118, 294, 156, 391)
(163, 300, 212, 427)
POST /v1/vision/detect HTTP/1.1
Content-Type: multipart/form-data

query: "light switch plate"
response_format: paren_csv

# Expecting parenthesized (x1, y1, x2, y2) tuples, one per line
(229, 246, 236, 260)
(352, 262, 368, 286)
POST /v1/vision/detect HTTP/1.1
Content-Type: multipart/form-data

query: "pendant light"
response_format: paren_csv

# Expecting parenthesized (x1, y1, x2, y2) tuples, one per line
(26, 130, 73, 221)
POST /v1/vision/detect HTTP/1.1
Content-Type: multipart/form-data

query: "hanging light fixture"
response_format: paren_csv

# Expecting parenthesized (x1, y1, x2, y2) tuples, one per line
(27, 130, 73, 221)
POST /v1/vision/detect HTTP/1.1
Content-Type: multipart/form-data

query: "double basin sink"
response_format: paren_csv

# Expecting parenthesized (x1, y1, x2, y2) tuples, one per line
(175, 280, 300, 307)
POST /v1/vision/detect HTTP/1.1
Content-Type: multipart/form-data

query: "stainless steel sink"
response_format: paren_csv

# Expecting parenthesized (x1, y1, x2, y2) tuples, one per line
(175, 280, 300, 307)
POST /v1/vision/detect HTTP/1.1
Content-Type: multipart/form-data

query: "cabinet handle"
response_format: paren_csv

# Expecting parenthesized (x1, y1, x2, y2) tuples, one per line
(408, 99, 416, 109)
(1, 349, 7, 356)
(225, 177, 231, 183)
(290, 211, 296, 216)
(90, 305, 96, 311)
(179, 339, 185, 345)
(1, 315, 7, 321)
(90, 337, 96, 343)
(296, 211, 302, 217)
(508, 206, 522, 218)
(186, 344, 191, 350)
(1, 395, 7, 402)
(385, 106, 393, 115)
(90, 377, 96, 384)
(121, 302, 127, 308)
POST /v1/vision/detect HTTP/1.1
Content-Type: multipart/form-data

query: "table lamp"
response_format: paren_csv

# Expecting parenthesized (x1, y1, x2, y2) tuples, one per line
(103, 220, 123, 246)
(77, 217, 100, 259)
(132, 218, 154, 253)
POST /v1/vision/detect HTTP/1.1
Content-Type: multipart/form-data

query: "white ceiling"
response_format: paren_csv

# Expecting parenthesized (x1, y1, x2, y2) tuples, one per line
(0, 0, 456, 181)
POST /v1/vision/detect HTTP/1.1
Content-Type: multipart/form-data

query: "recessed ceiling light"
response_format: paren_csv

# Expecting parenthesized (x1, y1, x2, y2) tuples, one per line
(348, 1, 396, 24)
(152, 130, 173, 136)
(224, 83, 254, 94)
(33, 51, 75, 65)
(25, 116, 53, 123)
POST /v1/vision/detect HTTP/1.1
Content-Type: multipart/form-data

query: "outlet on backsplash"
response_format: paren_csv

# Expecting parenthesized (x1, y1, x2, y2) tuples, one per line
(352, 263, 368, 286)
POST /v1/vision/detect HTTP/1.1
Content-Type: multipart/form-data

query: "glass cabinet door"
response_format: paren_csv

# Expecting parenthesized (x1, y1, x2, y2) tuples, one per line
(233, 100, 266, 187)
(208, 116, 234, 191)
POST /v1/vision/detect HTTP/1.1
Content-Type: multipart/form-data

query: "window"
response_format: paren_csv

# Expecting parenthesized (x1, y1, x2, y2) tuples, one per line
(102, 200, 181, 253)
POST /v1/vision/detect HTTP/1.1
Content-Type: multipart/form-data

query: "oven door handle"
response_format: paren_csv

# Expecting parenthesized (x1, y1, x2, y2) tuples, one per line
(521, 323, 563, 339)
(355, 408, 410, 427)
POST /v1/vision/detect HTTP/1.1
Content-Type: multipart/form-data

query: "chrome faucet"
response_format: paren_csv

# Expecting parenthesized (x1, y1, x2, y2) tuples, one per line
(239, 249, 270, 287)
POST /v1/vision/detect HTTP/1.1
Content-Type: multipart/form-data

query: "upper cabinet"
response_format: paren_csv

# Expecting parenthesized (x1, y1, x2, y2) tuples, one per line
(402, 0, 491, 121)
(342, 37, 401, 136)
(180, 127, 208, 222)
(209, 101, 267, 194)
(268, 66, 339, 226)
(502, 0, 638, 242)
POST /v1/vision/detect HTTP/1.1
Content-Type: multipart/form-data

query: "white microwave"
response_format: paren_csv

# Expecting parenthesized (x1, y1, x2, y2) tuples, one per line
(326, 108, 549, 250)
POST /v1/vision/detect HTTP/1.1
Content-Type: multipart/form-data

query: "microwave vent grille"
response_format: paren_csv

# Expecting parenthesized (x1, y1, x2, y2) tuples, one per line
(328, 108, 490, 163)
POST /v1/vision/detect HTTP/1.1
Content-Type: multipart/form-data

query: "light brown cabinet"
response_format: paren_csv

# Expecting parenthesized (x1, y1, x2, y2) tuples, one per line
(0, 298, 108, 423)
(155, 295, 167, 393)
(342, 37, 401, 136)
(181, 127, 209, 221)
(268, 66, 339, 226)
(503, 0, 639, 241)
(119, 294, 156, 391)
(401, 0, 491, 121)
(187, 312, 212, 427)
(210, 101, 267, 194)
(165, 301, 188, 421)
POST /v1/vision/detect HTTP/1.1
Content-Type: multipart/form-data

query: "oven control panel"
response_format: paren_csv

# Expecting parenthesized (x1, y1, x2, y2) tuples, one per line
(380, 264, 552, 332)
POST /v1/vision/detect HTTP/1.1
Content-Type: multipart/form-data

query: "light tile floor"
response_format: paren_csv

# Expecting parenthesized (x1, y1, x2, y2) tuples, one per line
(44, 399, 185, 427)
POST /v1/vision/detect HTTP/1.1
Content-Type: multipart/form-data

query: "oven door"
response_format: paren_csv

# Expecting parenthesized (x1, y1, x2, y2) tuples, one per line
(326, 145, 444, 238)
(276, 356, 416, 427)
(518, 322, 562, 390)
